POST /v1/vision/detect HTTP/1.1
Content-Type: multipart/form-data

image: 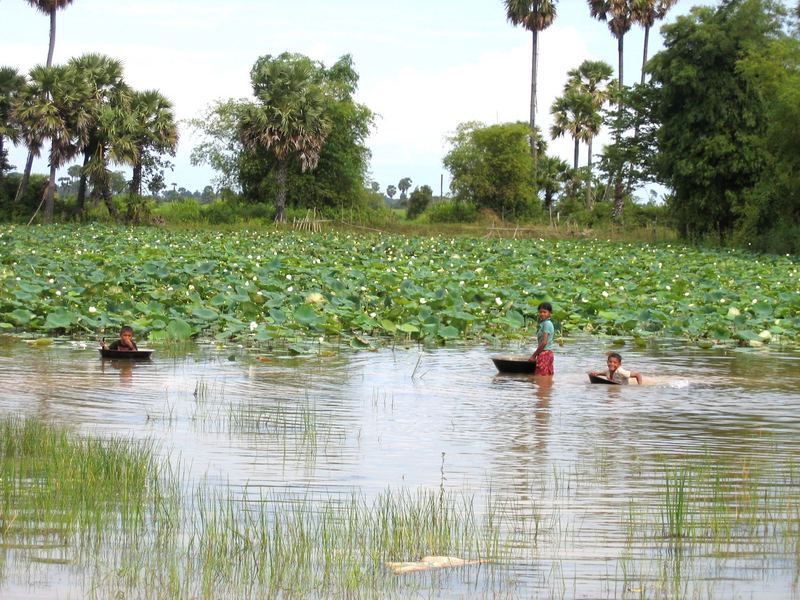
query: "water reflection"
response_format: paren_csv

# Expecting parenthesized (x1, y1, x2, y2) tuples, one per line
(0, 336, 799, 598)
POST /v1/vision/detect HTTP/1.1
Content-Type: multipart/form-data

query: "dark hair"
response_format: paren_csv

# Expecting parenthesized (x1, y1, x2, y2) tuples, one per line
(538, 302, 553, 312)
(608, 352, 622, 362)
(120, 325, 134, 335)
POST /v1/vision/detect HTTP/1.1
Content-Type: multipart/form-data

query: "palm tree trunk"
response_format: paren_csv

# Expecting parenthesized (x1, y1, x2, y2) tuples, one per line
(572, 138, 579, 170)
(44, 161, 56, 223)
(46, 8, 56, 67)
(530, 28, 539, 169)
(613, 175, 624, 222)
(75, 150, 90, 215)
(13, 152, 35, 205)
(586, 138, 594, 211)
(615, 34, 625, 222)
(617, 35, 624, 96)
(640, 24, 651, 85)
(275, 158, 288, 222)
(130, 159, 142, 196)
(102, 184, 118, 220)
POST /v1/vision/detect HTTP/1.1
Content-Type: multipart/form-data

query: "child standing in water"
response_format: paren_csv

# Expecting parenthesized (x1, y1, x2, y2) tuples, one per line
(589, 352, 643, 385)
(101, 325, 138, 351)
(529, 302, 555, 376)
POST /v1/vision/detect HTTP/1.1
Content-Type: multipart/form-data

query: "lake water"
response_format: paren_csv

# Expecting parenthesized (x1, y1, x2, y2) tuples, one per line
(1, 335, 799, 599)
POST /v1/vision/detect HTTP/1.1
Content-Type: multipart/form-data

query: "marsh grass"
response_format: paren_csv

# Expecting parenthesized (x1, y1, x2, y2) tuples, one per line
(4, 414, 800, 599)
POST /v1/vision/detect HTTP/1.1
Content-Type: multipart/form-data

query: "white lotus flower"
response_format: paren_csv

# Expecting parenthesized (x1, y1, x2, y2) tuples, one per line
(306, 292, 324, 304)
(249, 321, 258, 331)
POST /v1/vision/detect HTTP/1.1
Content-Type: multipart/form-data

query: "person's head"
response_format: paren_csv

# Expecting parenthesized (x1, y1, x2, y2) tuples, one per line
(607, 352, 623, 371)
(120, 325, 134, 343)
(537, 302, 553, 320)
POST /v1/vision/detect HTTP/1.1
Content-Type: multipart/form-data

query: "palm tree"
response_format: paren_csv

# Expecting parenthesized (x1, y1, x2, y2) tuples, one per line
(0, 67, 26, 179)
(504, 0, 558, 167)
(565, 61, 614, 172)
(565, 61, 613, 210)
(588, 0, 633, 221)
(25, 0, 76, 68)
(550, 89, 598, 171)
(398, 176, 412, 199)
(13, 0, 76, 206)
(587, 0, 633, 95)
(535, 154, 570, 212)
(239, 53, 331, 222)
(13, 64, 79, 222)
(631, 0, 678, 84)
(128, 90, 178, 196)
(66, 53, 130, 217)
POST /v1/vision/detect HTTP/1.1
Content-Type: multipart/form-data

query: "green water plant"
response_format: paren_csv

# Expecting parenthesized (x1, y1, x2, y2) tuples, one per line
(0, 224, 797, 348)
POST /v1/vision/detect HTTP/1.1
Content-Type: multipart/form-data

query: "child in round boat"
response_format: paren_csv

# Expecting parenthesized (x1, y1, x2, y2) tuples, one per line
(589, 352, 642, 385)
(528, 302, 555, 375)
(101, 325, 138, 351)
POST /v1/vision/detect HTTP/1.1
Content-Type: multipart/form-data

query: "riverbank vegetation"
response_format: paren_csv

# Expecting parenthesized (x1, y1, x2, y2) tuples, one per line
(1, 1, 798, 254)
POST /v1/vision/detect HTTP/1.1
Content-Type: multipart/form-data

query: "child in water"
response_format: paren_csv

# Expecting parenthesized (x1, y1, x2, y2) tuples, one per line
(528, 302, 555, 376)
(101, 325, 138, 351)
(589, 352, 642, 385)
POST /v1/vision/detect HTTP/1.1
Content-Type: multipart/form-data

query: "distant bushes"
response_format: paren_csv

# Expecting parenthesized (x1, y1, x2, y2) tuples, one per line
(426, 200, 478, 223)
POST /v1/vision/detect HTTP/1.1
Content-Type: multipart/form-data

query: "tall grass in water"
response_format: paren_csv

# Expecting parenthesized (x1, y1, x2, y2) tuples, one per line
(0, 416, 173, 558)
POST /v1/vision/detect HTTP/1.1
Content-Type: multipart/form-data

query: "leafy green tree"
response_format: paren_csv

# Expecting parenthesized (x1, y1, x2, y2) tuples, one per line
(406, 185, 433, 220)
(631, 0, 678, 85)
(504, 0, 558, 166)
(398, 176, 412, 199)
(386, 184, 397, 199)
(734, 17, 800, 252)
(444, 121, 536, 218)
(646, 0, 783, 241)
(370, 181, 380, 193)
(128, 90, 178, 197)
(189, 99, 246, 193)
(191, 56, 373, 216)
(239, 55, 373, 215)
(238, 52, 331, 222)
(0, 67, 26, 179)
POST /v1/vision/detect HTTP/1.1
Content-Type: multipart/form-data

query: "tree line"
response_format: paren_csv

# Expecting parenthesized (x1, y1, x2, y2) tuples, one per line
(2, 0, 799, 254)
(0, 0, 178, 223)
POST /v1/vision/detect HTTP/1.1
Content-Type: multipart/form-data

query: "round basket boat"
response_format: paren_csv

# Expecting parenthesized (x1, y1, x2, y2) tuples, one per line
(491, 355, 536, 374)
(99, 349, 154, 360)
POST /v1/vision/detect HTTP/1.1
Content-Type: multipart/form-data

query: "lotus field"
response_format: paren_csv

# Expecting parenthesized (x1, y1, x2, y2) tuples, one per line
(0, 225, 798, 349)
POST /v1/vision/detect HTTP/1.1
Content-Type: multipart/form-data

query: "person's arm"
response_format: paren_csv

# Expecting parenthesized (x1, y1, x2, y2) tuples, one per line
(631, 371, 642, 385)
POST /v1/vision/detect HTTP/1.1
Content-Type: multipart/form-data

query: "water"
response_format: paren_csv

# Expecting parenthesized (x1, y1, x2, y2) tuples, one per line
(1, 335, 799, 598)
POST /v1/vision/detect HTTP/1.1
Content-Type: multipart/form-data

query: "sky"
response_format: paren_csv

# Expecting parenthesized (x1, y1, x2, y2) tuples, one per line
(1, 0, 716, 198)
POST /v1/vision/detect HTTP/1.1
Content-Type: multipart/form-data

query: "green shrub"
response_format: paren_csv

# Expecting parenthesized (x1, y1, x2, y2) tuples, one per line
(427, 200, 478, 223)
(406, 185, 433, 220)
